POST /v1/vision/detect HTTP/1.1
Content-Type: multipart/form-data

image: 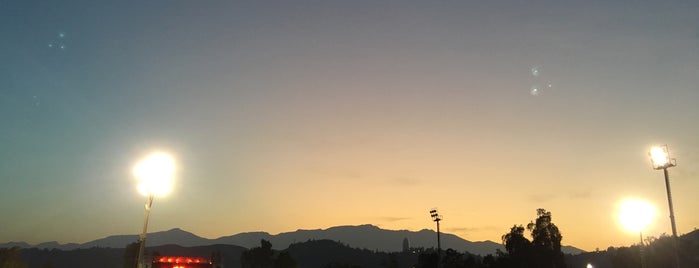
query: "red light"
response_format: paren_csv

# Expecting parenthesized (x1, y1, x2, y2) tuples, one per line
(153, 256, 210, 265)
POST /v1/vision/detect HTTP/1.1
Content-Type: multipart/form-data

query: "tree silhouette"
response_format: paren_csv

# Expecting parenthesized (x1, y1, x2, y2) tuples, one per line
(499, 209, 565, 268)
(122, 241, 140, 268)
(501, 225, 532, 267)
(442, 249, 466, 268)
(274, 251, 297, 268)
(527, 209, 565, 268)
(0, 247, 28, 268)
(241, 239, 297, 268)
(415, 250, 438, 268)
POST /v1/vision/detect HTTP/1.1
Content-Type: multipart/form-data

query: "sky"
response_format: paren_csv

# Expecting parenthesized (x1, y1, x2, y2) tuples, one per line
(1, 1, 698, 252)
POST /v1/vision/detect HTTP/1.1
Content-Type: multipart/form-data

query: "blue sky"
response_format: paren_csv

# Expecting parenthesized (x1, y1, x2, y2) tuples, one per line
(1, 1, 698, 251)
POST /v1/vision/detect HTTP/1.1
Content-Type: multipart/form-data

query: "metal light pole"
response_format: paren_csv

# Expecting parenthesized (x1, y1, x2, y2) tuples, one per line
(429, 209, 442, 268)
(137, 194, 154, 268)
(133, 152, 175, 268)
(639, 231, 646, 268)
(649, 145, 680, 268)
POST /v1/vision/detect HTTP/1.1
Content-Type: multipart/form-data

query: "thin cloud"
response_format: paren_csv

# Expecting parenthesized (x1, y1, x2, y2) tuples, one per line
(391, 177, 422, 186)
(528, 194, 556, 203)
(377, 216, 412, 223)
(570, 189, 593, 199)
(446, 226, 499, 236)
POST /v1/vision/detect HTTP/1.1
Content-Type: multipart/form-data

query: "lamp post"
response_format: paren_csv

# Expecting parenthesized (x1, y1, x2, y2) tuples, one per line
(133, 152, 175, 268)
(429, 209, 442, 268)
(618, 199, 656, 268)
(649, 145, 680, 268)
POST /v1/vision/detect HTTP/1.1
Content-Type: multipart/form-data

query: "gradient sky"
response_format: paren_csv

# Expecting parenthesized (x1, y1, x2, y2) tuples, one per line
(1, 1, 698, 251)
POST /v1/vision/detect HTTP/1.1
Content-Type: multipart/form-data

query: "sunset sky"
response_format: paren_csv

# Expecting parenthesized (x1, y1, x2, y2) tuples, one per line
(1, 1, 698, 251)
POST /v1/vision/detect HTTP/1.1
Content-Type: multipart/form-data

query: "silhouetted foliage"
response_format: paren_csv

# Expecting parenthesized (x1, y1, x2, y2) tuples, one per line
(481, 250, 509, 268)
(442, 249, 466, 268)
(499, 209, 565, 268)
(241, 239, 298, 268)
(501, 225, 531, 267)
(275, 251, 297, 268)
(123, 241, 140, 268)
(527, 209, 565, 268)
(241, 239, 275, 268)
(381, 252, 399, 268)
(415, 248, 484, 268)
(415, 250, 438, 268)
(0, 247, 28, 268)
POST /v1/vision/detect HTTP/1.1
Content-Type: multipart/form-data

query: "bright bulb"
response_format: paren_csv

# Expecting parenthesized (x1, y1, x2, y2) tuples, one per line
(133, 152, 175, 196)
(618, 199, 656, 232)
(650, 146, 670, 168)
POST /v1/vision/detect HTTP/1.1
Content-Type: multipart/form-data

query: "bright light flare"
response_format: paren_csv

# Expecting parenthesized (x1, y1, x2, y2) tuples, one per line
(133, 152, 175, 197)
(649, 145, 671, 169)
(618, 199, 656, 233)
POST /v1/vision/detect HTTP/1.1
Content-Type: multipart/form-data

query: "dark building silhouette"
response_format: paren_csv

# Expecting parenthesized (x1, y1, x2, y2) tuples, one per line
(402, 238, 410, 253)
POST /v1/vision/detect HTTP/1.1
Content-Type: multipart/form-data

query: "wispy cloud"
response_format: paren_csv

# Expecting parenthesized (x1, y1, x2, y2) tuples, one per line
(570, 189, 593, 199)
(446, 226, 499, 236)
(391, 177, 422, 186)
(528, 194, 556, 203)
(377, 216, 412, 223)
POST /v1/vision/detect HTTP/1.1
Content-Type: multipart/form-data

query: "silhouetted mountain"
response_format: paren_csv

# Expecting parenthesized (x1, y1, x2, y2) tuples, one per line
(683, 228, 699, 243)
(562, 245, 585, 255)
(81, 228, 211, 248)
(214, 224, 507, 255)
(0, 241, 31, 248)
(1, 224, 586, 255)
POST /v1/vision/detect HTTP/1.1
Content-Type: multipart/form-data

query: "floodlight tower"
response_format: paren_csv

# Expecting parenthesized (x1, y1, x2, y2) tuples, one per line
(649, 145, 680, 268)
(430, 209, 442, 267)
(133, 152, 175, 268)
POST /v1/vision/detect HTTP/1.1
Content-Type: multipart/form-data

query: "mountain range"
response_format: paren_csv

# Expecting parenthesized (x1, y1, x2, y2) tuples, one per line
(1, 224, 585, 255)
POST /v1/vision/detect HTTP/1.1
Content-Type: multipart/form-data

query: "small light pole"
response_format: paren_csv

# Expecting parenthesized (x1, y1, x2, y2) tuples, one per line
(618, 199, 656, 268)
(133, 152, 175, 268)
(429, 209, 442, 268)
(649, 145, 680, 268)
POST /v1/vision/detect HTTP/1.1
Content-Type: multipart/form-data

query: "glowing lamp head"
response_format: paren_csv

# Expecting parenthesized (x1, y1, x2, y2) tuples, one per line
(618, 199, 656, 233)
(133, 152, 175, 197)
(649, 145, 675, 169)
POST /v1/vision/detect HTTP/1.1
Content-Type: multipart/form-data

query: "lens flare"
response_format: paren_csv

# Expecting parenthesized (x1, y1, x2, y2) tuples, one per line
(618, 199, 656, 232)
(133, 152, 175, 196)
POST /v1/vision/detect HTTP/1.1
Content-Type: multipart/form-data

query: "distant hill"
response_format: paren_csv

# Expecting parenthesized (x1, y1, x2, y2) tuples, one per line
(80, 228, 211, 249)
(215, 224, 508, 255)
(1, 224, 586, 256)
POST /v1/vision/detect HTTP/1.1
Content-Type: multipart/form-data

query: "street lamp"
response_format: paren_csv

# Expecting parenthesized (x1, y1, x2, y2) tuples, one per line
(133, 152, 175, 268)
(429, 209, 442, 268)
(649, 144, 680, 268)
(618, 199, 656, 268)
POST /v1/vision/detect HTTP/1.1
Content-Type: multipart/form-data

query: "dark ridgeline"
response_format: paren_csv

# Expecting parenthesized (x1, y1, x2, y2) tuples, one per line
(0, 225, 515, 255)
(4, 220, 699, 268)
(3, 229, 699, 268)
